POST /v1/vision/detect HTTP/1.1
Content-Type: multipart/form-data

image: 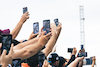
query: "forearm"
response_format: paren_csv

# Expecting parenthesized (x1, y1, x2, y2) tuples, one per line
(13, 37, 39, 50)
(13, 31, 51, 60)
(68, 59, 79, 67)
(67, 55, 76, 65)
(10, 21, 23, 39)
(78, 60, 83, 67)
(42, 32, 56, 56)
(20, 42, 45, 60)
(56, 27, 62, 41)
(91, 61, 95, 67)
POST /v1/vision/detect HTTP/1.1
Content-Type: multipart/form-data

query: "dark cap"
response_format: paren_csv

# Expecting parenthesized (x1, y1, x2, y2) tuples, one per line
(48, 53, 59, 64)
(0, 29, 10, 34)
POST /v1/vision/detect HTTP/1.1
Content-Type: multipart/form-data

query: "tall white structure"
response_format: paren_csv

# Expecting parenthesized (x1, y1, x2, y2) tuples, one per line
(80, 6, 85, 46)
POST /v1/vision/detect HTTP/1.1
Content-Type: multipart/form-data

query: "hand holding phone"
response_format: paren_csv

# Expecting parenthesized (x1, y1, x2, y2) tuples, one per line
(23, 7, 28, 14)
(33, 22, 39, 34)
(43, 20, 50, 35)
(1, 34, 12, 55)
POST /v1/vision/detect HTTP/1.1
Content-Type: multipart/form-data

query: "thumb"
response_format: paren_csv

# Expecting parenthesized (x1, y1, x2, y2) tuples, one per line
(2, 49, 7, 57)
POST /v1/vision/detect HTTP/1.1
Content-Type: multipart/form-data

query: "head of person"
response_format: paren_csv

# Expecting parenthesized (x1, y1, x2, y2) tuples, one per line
(27, 51, 46, 67)
(58, 56, 67, 67)
(0, 29, 10, 35)
(48, 53, 59, 66)
(0, 29, 10, 43)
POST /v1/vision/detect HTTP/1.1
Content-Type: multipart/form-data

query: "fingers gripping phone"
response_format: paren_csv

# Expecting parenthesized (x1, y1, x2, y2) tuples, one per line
(23, 7, 28, 14)
(54, 18, 59, 26)
(33, 22, 39, 34)
(43, 20, 50, 35)
(1, 34, 12, 55)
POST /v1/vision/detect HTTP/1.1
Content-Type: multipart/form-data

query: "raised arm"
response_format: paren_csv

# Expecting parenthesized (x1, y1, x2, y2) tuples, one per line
(56, 22, 62, 41)
(12, 31, 52, 60)
(91, 56, 96, 67)
(65, 47, 77, 66)
(42, 22, 62, 57)
(13, 29, 39, 50)
(10, 12, 29, 39)
(68, 57, 84, 67)
(28, 31, 38, 40)
(13, 37, 39, 50)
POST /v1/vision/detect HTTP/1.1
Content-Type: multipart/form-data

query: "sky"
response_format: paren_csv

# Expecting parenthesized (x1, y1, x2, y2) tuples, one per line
(0, 0, 100, 67)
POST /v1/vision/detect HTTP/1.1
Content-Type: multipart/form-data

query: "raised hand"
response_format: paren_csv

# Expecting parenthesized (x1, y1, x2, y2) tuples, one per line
(0, 43, 13, 67)
(28, 32, 38, 40)
(19, 12, 30, 23)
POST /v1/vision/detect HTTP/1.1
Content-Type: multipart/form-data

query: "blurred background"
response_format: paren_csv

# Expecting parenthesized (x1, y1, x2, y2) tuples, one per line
(0, 0, 99, 67)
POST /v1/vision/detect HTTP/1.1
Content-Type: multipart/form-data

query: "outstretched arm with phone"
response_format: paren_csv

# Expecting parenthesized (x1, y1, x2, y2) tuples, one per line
(91, 56, 96, 67)
(13, 33, 39, 50)
(28, 31, 38, 40)
(10, 12, 29, 39)
(66, 47, 77, 66)
(42, 22, 62, 57)
(0, 43, 13, 67)
(12, 31, 52, 60)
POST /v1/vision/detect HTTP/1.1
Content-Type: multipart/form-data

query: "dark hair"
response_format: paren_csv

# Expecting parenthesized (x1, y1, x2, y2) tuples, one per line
(12, 39, 20, 46)
(27, 52, 39, 67)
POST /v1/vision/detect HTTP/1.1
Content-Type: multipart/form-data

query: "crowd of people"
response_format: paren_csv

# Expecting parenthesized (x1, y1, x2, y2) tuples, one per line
(0, 11, 96, 67)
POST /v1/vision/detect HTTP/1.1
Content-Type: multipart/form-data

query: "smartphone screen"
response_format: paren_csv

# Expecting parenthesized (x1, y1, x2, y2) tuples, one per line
(68, 48, 73, 53)
(33, 22, 39, 34)
(43, 20, 50, 35)
(81, 45, 83, 50)
(1, 34, 12, 55)
(23, 7, 28, 14)
(82, 52, 87, 57)
(78, 52, 87, 57)
(85, 58, 92, 65)
(54, 18, 59, 26)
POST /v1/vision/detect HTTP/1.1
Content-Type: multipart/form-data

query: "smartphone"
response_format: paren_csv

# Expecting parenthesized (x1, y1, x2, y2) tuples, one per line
(85, 58, 92, 65)
(82, 52, 87, 57)
(43, 20, 50, 35)
(1, 34, 12, 55)
(81, 45, 84, 50)
(68, 48, 73, 53)
(54, 18, 59, 26)
(23, 7, 28, 14)
(78, 52, 87, 57)
(33, 22, 39, 34)
(38, 52, 46, 67)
